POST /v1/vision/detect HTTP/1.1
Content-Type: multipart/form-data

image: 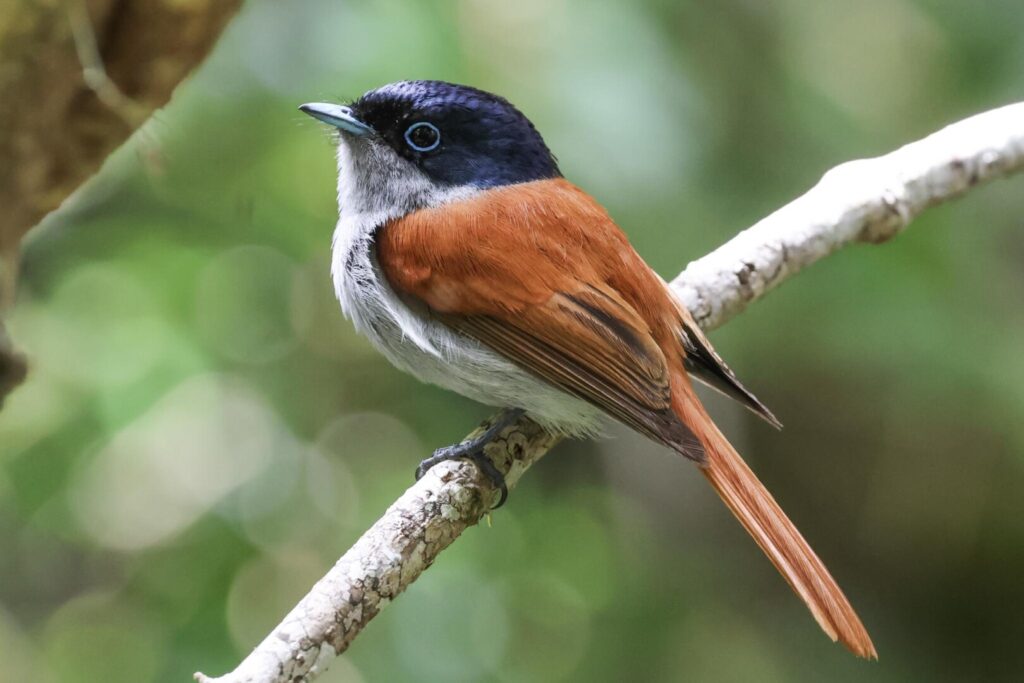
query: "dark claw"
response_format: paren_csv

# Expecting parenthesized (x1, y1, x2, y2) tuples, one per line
(468, 451, 508, 509)
(414, 443, 509, 509)
(414, 445, 458, 481)
(413, 409, 523, 509)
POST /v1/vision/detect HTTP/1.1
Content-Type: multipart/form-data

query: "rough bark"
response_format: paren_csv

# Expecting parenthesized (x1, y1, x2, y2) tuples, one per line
(0, 0, 242, 400)
(196, 102, 1024, 683)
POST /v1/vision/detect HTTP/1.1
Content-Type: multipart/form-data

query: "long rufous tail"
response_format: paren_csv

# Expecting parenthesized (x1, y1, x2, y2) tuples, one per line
(672, 374, 877, 659)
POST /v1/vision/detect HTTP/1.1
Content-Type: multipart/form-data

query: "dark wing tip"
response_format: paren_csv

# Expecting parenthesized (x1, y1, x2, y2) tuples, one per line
(656, 408, 707, 463)
(680, 321, 783, 430)
(748, 394, 783, 431)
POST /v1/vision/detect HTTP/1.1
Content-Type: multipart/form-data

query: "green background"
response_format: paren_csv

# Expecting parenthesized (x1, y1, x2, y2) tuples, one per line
(3, 0, 1024, 680)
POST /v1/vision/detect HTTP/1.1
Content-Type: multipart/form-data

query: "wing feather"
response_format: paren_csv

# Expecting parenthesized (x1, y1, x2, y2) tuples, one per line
(376, 177, 767, 458)
(680, 319, 782, 429)
(443, 287, 704, 461)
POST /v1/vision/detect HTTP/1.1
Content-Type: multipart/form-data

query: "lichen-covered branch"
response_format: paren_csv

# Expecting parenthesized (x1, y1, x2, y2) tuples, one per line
(671, 102, 1024, 328)
(195, 102, 1024, 683)
(197, 418, 560, 683)
(0, 0, 242, 401)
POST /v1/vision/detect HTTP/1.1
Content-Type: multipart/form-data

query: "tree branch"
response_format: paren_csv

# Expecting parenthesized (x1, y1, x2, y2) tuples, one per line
(195, 102, 1024, 683)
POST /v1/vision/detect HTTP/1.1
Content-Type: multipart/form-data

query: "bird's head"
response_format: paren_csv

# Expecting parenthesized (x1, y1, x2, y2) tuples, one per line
(301, 80, 560, 217)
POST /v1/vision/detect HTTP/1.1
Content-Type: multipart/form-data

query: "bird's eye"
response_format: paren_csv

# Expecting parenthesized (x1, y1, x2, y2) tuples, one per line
(404, 122, 441, 152)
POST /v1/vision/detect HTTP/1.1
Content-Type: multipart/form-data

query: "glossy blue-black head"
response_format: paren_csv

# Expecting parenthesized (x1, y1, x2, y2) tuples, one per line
(302, 81, 560, 190)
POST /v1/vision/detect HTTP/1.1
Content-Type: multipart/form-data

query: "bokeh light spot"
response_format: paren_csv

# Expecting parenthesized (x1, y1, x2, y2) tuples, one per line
(70, 374, 284, 549)
(196, 245, 299, 364)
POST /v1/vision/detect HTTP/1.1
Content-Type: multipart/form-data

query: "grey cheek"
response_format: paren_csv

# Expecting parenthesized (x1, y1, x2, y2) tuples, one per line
(339, 140, 436, 216)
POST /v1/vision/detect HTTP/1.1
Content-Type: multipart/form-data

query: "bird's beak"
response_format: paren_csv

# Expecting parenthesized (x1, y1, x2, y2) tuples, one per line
(299, 102, 374, 137)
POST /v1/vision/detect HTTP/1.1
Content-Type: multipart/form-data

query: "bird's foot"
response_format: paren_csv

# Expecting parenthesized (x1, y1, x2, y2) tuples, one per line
(414, 408, 525, 509)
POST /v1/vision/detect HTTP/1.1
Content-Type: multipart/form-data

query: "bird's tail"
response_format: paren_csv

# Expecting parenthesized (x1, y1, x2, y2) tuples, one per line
(671, 373, 877, 659)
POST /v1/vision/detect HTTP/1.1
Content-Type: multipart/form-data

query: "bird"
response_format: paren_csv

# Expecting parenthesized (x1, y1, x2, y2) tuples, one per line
(300, 80, 876, 658)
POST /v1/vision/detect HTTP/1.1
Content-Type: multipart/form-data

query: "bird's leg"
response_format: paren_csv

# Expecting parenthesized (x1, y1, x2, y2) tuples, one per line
(415, 408, 526, 508)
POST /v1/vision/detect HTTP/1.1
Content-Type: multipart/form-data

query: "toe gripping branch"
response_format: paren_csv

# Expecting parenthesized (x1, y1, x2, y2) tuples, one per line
(415, 408, 526, 509)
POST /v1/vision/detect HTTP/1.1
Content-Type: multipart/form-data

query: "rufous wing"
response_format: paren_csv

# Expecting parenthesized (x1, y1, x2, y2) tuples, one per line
(443, 286, 704, 461)
(376, 178, 703, 460)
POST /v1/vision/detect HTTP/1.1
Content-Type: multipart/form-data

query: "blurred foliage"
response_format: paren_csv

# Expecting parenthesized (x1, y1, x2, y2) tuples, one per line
(2, 0, 1024, 681)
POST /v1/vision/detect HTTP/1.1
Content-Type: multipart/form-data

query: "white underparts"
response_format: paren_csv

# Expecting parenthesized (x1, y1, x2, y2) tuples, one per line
(330, 136, 605, 437)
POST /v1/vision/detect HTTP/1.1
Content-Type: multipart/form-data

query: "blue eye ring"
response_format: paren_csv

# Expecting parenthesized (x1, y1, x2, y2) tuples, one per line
(404, 122, 441, 152)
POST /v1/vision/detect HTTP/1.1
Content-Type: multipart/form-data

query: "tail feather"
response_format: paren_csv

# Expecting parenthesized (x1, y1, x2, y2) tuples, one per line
(672, 375, 877, 659)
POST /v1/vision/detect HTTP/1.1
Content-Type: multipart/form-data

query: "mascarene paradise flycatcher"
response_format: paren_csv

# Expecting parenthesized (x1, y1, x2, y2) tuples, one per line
(300, 80, 875, 658)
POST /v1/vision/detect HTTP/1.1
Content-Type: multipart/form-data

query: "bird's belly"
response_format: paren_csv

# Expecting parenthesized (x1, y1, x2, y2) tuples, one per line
(334, 238, 603, 437)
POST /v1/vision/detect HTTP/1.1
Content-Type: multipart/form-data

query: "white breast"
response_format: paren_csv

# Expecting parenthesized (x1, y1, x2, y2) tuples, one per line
(327, 135, 602, 437)
(330, 210, 604, 438)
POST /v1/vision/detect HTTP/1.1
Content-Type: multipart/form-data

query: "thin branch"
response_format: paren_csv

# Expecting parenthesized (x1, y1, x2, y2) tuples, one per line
(196, 102, 1024, 683)
(67, 0, 148, 128)
(671, 102, 1024, 328)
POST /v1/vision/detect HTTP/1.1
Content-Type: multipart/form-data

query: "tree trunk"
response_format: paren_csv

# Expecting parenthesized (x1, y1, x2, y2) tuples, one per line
(0, 0, 242, 405)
